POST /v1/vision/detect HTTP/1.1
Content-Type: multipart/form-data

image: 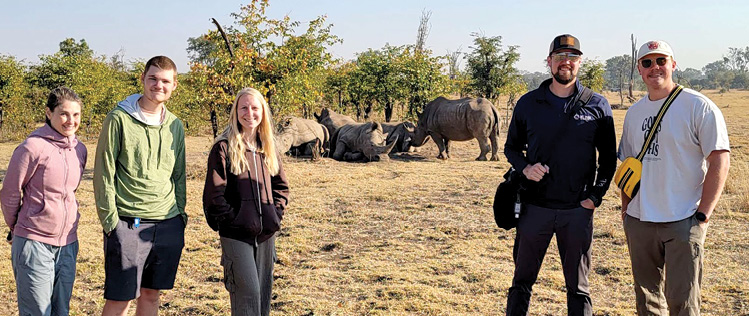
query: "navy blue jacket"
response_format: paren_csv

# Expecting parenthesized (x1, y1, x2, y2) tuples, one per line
(504, 79, 616, 209)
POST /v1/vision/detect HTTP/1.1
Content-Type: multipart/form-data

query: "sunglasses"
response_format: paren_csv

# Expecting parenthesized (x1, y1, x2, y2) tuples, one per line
(551, 52, 581, 62)
(640, 57, 669, 68)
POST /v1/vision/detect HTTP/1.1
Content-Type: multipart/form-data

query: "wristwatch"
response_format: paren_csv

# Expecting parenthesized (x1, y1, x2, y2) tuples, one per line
(588, 195, 602, 207)
(695, 212, 709, 223)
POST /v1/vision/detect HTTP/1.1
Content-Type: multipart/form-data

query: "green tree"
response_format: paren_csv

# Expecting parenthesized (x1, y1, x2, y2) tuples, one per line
(398, 46, 449, 120)
(58, 38, 93, 58)
(604, 55, 631, 106)
(187, 0, 340, 132)
(579, 59, 605, 93)
(703, 60, 734, 91)
(352, 46, 405, 121)
(464, 33, 521, 103)
(324, 61, 355, 113)
(28, 38, 138, 135)
(520, 71, 548, 91)
(0, 55, 34, 138)
(675, 68, 706, 90)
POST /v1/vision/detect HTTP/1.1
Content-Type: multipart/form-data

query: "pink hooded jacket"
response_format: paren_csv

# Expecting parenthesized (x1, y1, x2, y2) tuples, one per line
(1, 124, 87, 246)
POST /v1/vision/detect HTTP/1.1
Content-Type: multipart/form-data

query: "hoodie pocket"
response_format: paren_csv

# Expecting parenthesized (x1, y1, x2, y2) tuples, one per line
(25, 195, 62, 238)
(229, 198, 262, 235)
(261, 204, 281, 234)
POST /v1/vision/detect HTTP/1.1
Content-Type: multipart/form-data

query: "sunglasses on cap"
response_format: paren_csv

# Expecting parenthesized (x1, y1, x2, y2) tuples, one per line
(640, 57, 669, 68)
(551, 52, 581, 62)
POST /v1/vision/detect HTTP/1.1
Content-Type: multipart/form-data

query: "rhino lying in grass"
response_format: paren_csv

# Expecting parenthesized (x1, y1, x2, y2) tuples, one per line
(381, 121, 417, 153)
(314, 108, 356, 135)
(331, 122, 397, 162)
(411, 97, 500, 161)
(276, 116, 329, 159)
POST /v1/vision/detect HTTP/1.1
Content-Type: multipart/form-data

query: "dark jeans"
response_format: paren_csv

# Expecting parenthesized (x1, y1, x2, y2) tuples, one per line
(506, 204, 594, 316)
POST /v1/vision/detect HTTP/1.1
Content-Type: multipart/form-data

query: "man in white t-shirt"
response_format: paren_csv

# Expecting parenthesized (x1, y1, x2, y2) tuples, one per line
(618, 40, 730, 315)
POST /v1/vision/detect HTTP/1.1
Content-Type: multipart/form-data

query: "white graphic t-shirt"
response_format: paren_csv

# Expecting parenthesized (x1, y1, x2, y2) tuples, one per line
(618, 88, 730, 222)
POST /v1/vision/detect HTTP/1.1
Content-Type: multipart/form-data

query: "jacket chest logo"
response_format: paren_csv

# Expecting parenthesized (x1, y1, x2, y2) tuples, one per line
(573, 113, 594, 122)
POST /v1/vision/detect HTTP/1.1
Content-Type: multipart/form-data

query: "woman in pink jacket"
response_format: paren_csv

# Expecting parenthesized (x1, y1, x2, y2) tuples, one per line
(1, 86, 87, 316)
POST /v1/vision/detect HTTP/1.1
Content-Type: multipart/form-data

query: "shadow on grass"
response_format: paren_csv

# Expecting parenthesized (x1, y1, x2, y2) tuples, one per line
(389, 153, 428, 162)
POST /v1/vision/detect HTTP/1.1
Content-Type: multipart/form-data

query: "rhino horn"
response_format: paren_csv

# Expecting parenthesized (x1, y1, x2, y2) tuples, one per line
(379, 135, 398, 154)
(313, 112, 320, 121)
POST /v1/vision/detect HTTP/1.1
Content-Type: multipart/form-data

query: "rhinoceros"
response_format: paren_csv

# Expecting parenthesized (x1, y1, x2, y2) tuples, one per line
(314, 108, 356, 136)
(330, 122, 397, 162)
(381, 121, 416, 153)
(276, 116, 329, 159)
(411, 97, 500, 161)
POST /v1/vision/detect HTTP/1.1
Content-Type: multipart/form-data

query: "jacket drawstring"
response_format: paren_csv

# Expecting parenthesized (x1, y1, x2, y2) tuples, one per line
(252, 149, 263, 248)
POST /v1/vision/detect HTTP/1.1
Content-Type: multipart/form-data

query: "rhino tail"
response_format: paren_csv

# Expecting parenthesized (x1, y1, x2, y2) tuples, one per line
(491, 105, 500, 137)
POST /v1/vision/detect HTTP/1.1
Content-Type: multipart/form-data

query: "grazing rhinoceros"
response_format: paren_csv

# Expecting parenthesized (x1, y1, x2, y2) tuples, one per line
(411, 97, 500, 161)
(314, 108, 356, 136)
(276, 116, 329, 159)
(330, 122, 397, 162)
(381, 121, 417, 153)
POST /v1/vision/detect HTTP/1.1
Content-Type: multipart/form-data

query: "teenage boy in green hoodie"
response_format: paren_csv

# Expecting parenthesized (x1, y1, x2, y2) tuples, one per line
(94, 55, 186, 316)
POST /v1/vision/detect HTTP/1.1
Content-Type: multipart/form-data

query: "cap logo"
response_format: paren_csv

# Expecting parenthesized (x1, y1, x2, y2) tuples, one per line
(562, 36, 575, 46)
(648, 42, 659, 50)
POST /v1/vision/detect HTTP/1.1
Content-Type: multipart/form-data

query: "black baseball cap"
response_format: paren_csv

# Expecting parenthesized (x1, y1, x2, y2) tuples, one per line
(549, 34, 582, 56)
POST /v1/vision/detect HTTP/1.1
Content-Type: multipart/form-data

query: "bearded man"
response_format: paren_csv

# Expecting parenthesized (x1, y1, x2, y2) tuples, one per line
(502, 34, 617, 316)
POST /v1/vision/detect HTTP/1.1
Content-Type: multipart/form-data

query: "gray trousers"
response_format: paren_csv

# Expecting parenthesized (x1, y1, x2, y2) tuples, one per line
(506, 204, 594, 316)
(11, 236, 79, 316)
(221, 235, 276, 316)
(624, 214, 707, 316)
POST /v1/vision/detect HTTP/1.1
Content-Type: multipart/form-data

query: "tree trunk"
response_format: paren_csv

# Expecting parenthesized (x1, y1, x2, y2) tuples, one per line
(338, 90, 342, 109)
(211, 107, 218, 139)
(629, 34, 637, 100)
(384, 100, 393, 122)
(364, 103, 373, 120)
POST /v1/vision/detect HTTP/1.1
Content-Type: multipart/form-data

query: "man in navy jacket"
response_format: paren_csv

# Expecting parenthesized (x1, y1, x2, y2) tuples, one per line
(503, 34, 617, 316)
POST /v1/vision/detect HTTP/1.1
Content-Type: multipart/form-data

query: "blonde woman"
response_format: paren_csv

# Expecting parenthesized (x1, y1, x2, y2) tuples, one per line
(203, 88, 289, 316)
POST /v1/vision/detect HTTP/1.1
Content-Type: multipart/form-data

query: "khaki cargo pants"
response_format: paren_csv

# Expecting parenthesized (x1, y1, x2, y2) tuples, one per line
(624, 214, 708, 316)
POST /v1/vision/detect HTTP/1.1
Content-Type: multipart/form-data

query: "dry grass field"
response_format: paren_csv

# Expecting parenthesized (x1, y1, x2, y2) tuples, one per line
(0, 90, 747, 315)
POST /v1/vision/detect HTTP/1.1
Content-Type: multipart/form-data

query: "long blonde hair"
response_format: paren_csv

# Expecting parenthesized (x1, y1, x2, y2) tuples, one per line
(220, 88, 280, 176)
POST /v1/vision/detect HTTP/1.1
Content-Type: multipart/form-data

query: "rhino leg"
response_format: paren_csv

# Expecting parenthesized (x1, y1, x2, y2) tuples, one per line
(489, 133, 500, 161)
(344, 152, 364, 161)
(332, 140, 348, 161)
(476, 137, 491, 161)
(444, 139, 451, 159)
(431, 133, 449, 160)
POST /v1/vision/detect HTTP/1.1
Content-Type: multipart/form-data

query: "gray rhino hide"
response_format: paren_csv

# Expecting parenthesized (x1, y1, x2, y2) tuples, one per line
(314, 108, 356, 136)
(276, 116, 329, 157)
(331, 122, 396, 162)
(381, 121, 416, 153)
(412, 97, 500, 161)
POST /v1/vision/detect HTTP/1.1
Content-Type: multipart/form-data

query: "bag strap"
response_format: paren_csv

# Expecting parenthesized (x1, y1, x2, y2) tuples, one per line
(569, 85, 594, 116)
(635, 85, 684, 161)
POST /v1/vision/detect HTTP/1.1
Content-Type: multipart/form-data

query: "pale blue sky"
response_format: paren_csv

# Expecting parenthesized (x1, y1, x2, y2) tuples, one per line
(1, 0, 747, 73)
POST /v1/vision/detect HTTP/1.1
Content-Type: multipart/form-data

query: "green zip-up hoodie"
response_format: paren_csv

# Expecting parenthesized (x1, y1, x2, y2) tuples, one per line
(94, 94, 186, 233)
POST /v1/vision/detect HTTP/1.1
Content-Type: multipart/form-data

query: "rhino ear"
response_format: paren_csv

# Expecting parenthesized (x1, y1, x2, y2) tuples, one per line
(313, 112, 320, 120)
(371, 122, 382, 132)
